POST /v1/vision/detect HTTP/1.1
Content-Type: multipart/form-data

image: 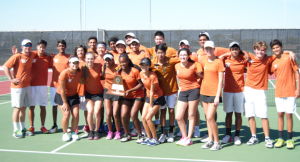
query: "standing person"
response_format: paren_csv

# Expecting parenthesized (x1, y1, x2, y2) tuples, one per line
(49, 40, 71, 133)
(3, 39, 36, 138)
(102, 53, 123, 140)
(151, 44, 180, 143)
(124, 32, 149, 55)
(108, 36, 119, 55)
(54, 56, 82, 142)
(81, 52, 104, 140)
(221, 42, 247, 145)
(128, 38, 150, 66)
(270, 39, 299, 149)
(175, 48, 202, 146)
(28, 40, 52, 134)
(200, 41, 224, 151)
(140, 58, 166, 146)
(87, 36, 98, 55)
(118, 54, 145, 143)
(114, 40, 127, 65)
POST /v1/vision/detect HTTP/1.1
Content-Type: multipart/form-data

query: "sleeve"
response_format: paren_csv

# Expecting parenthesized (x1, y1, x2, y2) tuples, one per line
(135, 69, 141, 80)
(4, 55, 17, 68)
(59, 71, 67, 81)
(194, 62, 203, 73)
(190, 55, 198, 62)
(150, 73, 159, 85)
(148, 47, 154, 56)
(215, 47, 230, 57)
(290, 58, 299, 72)
(268, 55, 277, 64)
(170, 57, 180, 65)
(218, 60, 225, 72)
(170, 48, 178, 58)
(48, 56, 53, 68)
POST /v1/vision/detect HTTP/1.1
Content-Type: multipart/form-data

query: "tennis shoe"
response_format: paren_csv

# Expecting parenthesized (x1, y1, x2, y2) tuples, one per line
(221, 135, 232, 144)
(247, 136, 259, 145)
(106, 131, 113, 140)
(210, 142, 222, 151)
(22, 128, 33, 136)
(120, 134, 131, 142)
(176, 137, 185, 145)
(114, 132, 121, 140)
(12, 130, 22, 139)
(158, 134, 166, 143)
(181, 137, 193, 146)
(167, 132, 174, 143)
(202, 141, 214, 149)
(274, 139, 284, 148)
(87, 131, 94, 140)
(62, 133, 71, 142)
(148, 138, 160, 146)
(141, 137, 151, 145)
(136, 134, 145, 144)
(94, 131, 101, 140)
(286, 139, 294, 149)
(83, 125, 90, 134)
(71, 132, 79, 141)
(265, 138, 273, 148)
(234, 136, 242, 145)
(40, 126, 49, 134)
(200, 134, 209, 143)
(49, 125, 58, 133)
(130, 128, 138, 137)
(28, 127, 34, 135)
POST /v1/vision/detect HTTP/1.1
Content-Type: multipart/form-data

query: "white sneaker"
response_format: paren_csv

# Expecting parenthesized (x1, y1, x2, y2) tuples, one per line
(247, 136, 259, 145)
(167, 133, 174, 143)
(210, 142, 222, 151)
(136, 134, 145, 144)
(158, 134, 166, 143)
(176, 137, 185, 145)
(62, 133, 71, 142)
(265, 138, 273, 148)
(200, 134, 209, 143)
(193, 129, 200, 138)
(142, 128, 147, 137)
(221, 135, 232, 144)
(71, 132, 79, 141)
(176, 130, 182, 137)
(234, 136, 242, 145)
(130, 128, 138, 137)
(202, 141, 214, 149)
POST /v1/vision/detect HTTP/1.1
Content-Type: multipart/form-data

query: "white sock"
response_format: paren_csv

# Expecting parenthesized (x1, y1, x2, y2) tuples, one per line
(13, 122, 18, 132)
(155, 119, 160, 125)
(41, 126, 44, 128)
(194, 126, 199, 131)
(214, 141, 219, 144)
(20, 122, 25, 130)
(31, 126, 34, 128)
(265, 136, 270, 140)
(252, 134, 257, 138)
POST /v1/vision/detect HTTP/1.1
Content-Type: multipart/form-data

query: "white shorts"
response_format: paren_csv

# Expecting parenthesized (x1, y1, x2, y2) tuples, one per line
(50, 87, 58, 106)
(275, 97, 297, 114)
(244, 86, 268, 118)
(223, 92, 245, 113)
(79, 96, 87, 111)
(11, 87, 31, 108)
(30, 86, 48, 106)
(160, 93, 178, 109)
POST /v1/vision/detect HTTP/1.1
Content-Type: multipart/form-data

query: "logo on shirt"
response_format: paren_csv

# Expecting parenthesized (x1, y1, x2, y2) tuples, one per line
(33, 59, 36, 63)
(274, 64, 277, 69)
(115, 60, 118, 64)
(204, 66, 206, 70)
(249, 60, 253, 63)
(141, 79, 144, 82)
(177, 70, 179, 74)
(68, 79, 72, 82)
(21, 59, 26, 63)
(284, 58, 287, 59)
(225, 63, 230, 67)
(54, 59, 59, 63)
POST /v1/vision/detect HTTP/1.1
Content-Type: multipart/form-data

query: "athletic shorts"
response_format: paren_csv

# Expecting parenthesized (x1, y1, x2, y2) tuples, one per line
(85, 91, 104, 101)
(178, 88, 200, 102)
(123, 97, 144, 102)
(200, 95, 222, 103)
(30, 86, 48, 106)
(275, 97, 297, 114)
(54, 93, 80, 107)
(223, 92, 244, 113)
(145, 96, 166, 106)
(160, 93, 178, 109)
(50, 87, 58, 106)
(103, 88, 122, 101)
(244, 86, 267, 118)
(11, 86, 30, 108)
(79, 96, 87, 111)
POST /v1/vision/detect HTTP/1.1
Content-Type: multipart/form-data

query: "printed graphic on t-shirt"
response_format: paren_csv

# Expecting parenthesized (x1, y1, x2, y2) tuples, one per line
(21, 59, 26, 63)
(54, 59, 59, 63)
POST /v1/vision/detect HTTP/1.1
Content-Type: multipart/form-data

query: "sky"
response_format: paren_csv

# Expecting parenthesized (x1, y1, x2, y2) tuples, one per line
(1, 0, 300, 31)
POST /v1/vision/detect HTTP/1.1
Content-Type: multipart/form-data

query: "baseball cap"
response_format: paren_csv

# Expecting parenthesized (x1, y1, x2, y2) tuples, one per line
(204, 41, 215, 48)
(116, 40, 126, 46)
(129, 38, 140, 44)
(179, 40, 190, 46)
(125, 32, 136, 39)
(199, 32, 210, 40)
(229, 41, 240, 48)
(69, 57, 80, 63)
(140, 57, 151, 66)
(21, 39, 32, 46)
(103, 53, 114, 60)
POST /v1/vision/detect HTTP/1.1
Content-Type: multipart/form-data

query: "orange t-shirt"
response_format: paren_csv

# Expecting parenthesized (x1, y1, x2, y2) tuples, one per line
(113, 53, 121, 65)
(245, 53, 276, 90)
(223, 56, 247, 93)
(57, 69, 82, 97)
(140, 71, 163, 98)
(271, 54, 298, 97)
(94, 57, 105, 87)
(128, 51, 150, 66)
(196, 47, 230, 63)
(77, 61, 86, 96)
(175, 62, 202, 92)
(151, 57, 180, 96)
(200, 58, 225, 96)
(30, 53, 52, 86)
(109, 50, 118, 55)
(126, 44, 149, 56)
(4, 52, 36, 88)
(85, 63, 104, 94)
(148, 46, 177, 60)
(50, 54, 71, 87)
(103, 64, 118, 90)
(87, 48, 98, 55)
(119, 67, 144, 99)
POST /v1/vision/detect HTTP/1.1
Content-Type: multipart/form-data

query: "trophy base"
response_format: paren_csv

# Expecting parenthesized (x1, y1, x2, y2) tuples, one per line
(106, 90, 125, 96)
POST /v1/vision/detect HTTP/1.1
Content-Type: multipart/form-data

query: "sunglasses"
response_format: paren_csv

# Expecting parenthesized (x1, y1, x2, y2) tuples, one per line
(24, 44, 32, 47)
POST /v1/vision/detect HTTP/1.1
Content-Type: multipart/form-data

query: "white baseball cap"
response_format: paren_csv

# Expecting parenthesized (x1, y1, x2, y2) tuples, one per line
(229, 41, 240, 48)
(69, 57, 80, 63)
(204, 41, 215, 48)
(199, 32, 210, 40)
(21, 39, 32, 46)
(116, 40, 126, 46)
(125, 32, 136, 39)
(179, 40, 190, 46)
(129, 38, 140, 44)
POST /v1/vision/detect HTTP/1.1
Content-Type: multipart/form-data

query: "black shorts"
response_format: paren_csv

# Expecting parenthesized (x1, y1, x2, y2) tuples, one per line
(145, 96, 166, 106)
(178, 88, 200, 102)
(103, 88, 123, 101)
(200, 94, 222, 103)
(85, 91, 104, 101)
(123, 97, 144, 103)
(54, 93, 80, 107)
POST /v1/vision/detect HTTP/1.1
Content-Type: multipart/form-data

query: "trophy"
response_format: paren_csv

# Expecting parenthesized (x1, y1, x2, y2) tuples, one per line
(106, 75, 125, 96)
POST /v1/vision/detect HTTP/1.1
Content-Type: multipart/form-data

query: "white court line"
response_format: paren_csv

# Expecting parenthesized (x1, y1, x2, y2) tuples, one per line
(0, 149, 237, 162)
(268, 80, 276, 88)
(0, 101, 11, 105)
(51, 134, 88, 153)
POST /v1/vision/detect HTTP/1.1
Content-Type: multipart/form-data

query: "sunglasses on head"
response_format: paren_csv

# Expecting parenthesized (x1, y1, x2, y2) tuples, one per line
(24, 44, 32, 47)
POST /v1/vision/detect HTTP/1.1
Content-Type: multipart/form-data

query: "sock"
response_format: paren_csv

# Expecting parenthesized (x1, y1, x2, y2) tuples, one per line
(287, 132, 292, 140)
(169, 126, 174, 133)
(214, 141, 219, 144)
(100, 118, 104, 126)
(226, 128, 231, 136)
(265, 136, 270, 140)
(161, 126, 165, 135)
(31, 126, 34, 128)
(20, 122, 25, 130)
(194, 126, 199, 131)
(41, 126, 44, 128)
(235, 130, 240, 137)
(54, 123, 57, 126)
(278, 131, 283, 139)
(252, 134, 257, 138)
(13, 122, 18, 132)
(155, 119, 160, 125)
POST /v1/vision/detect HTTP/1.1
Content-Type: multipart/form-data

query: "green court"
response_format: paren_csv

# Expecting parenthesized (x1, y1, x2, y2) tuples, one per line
(0, 83, 299, 162)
